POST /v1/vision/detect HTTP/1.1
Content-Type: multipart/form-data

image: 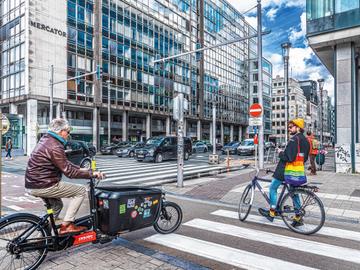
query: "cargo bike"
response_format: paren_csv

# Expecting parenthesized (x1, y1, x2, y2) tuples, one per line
(0, 177, 183, 270)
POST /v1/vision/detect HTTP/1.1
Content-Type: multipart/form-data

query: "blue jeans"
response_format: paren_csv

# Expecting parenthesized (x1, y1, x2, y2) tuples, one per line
(5, 149, 11, 158)
(269, 178, 301, 211)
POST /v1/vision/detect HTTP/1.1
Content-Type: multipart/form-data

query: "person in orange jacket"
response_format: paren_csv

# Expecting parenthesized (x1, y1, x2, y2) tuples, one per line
(306, 131, 318, 175)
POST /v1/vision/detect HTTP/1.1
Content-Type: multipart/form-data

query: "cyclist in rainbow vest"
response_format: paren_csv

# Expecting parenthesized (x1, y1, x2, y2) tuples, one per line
(259, 118, 310, 226)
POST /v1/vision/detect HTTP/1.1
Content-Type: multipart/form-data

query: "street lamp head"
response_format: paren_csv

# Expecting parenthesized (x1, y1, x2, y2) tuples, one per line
(281, 42, 292, 58)
(317, 78, 324, 89)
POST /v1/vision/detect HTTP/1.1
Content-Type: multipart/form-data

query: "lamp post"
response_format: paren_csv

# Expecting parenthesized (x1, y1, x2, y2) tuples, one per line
(281, 42, 291, 143)
(318, 78, 324, 170)
(107, 80, 111, 145)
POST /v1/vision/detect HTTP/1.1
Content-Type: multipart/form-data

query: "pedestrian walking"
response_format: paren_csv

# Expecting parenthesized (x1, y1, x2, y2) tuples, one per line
(306, 131, 318, 175)
(5, 138, 13, 160)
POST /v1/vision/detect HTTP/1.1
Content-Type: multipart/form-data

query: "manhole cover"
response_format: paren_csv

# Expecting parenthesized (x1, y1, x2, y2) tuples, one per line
(351, 189, 360, 197)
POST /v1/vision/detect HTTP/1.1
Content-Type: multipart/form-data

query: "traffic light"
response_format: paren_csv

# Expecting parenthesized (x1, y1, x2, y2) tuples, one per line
(96, 65, 102, 80)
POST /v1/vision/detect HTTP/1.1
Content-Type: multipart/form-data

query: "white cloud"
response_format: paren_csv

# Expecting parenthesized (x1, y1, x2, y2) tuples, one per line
(266, 7, 279, 20)
(244, 15, 257, 28)
(226, 0, 305, 14)
(288, 12, 306, 43)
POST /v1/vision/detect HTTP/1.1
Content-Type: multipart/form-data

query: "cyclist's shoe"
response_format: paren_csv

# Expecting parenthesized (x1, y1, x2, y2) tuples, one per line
(291, 215, 304, 227)
(59, 223, 87, 235)
(258, 208, 275, 222)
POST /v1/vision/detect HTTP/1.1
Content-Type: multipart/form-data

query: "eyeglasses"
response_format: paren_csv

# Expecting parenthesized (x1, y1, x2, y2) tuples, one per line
(288, 125, 295, 129)
(63, 129, 71, 134)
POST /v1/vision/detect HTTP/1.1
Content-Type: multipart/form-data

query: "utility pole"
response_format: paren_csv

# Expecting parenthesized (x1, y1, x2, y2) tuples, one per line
(176, 93, 185, 188)
(107, 80, 111, 145)
(282, 42, 291, 143)
(49, 65, 54, 122)
(257, 0, 264, 169)
(212, 100, 216, 155)
(318, 78, 324, 170)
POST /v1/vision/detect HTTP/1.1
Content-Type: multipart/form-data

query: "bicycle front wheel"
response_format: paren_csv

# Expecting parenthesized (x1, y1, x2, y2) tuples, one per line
(280, 189, 325, 235)
(238, 184, 253, 221)
(154, 201, 183, 234)
(0, 214, 49, 270)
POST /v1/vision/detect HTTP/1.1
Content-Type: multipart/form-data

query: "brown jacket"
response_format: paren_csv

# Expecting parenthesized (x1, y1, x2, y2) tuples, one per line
(25, 134, 92, 189)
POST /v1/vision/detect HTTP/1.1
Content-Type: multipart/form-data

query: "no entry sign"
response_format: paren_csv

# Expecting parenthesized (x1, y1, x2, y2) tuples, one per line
(249, 103, 262, 117)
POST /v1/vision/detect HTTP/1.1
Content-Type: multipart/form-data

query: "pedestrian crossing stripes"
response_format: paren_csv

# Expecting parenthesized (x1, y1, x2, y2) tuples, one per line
(146, 234, 318, 270)
(211, 209, 360, 242)
(96, 158, 226, 186)
(145, 208, 360, 269)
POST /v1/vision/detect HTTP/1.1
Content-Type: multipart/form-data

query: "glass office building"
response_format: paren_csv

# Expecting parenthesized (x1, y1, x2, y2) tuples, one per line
(0, 0, 255, 154)
(306, 0, 360, 173)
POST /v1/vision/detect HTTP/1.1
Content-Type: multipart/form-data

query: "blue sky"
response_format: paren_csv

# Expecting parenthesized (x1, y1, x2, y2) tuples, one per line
(227, 0, 334, 98)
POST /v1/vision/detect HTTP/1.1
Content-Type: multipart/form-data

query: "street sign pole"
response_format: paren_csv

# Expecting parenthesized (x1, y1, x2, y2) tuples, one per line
(176, 93, 184, 188)
(257, 0, 264, 170)
(0, 113, 2, 216)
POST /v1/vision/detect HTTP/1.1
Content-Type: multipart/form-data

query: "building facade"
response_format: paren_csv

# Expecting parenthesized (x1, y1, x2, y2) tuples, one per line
(0, 0, 255, 155)
(307, 0, 360, 173)
(299, 80, 319, 136)
(271, 76, 307, 144)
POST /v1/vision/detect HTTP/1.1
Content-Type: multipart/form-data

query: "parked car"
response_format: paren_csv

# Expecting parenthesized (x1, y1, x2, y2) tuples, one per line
(65, 140, 95, 169)
(135, 136, 192, 163)
(192, 142, 208, 153)
(237, 139, 255, 155)
(222, 141, 241, 155)
(116, 142, 145, 157)
(100, 141, 131, 155)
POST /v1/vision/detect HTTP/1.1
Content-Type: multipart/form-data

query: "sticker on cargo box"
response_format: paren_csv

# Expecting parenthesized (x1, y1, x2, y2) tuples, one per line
(127, 198, 136, 208)
(119, 204, 126, 214)
(143, 209, 151, 218)
(103, 200, 109, 209)
(131, 210, 138, 218)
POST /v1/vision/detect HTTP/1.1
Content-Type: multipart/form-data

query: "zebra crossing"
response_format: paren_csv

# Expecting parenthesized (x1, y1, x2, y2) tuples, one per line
(145, 207, 360, 270)
(96, 157, 227, 186)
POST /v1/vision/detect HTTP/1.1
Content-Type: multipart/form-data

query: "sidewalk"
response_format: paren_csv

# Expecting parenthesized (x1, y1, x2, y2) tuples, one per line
(163, 167, 360, 224)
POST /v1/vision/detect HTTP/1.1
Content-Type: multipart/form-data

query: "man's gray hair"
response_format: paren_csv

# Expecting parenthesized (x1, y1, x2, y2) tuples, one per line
(48, 118, 70, 133)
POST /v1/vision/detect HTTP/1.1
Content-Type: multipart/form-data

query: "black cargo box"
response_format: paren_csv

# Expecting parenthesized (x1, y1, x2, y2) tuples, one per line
(95, 186, 162, 235)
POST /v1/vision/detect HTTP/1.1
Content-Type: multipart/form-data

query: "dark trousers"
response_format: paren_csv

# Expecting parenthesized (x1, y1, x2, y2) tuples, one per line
(309, 154, 317, 174)
(5, 149, 11, 158)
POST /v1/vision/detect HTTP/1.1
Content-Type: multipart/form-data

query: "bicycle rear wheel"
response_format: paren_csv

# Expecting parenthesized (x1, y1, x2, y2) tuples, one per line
(0, 214, 49, 270)
(153, 201, 183, 234)
(280, 189, 325, 235)
(238, 184, 253, 221)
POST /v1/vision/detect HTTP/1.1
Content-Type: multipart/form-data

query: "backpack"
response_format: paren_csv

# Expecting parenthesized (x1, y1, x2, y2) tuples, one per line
(312, 139, 319, 150)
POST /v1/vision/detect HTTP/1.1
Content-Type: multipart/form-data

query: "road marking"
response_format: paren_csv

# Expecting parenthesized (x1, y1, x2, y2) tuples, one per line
(101, 164, 201, 176)
(113, 166, 224, 184)
(145, 234, 317, 270)
(211, 209, 360, 242)
(11, 185, 22, 188)
(3, 193, 42, 204)
(231, 184, 360, 202)
(184, 218, 360, 264)
(7, 205, 24, 211)
(145, 234, 315, 270)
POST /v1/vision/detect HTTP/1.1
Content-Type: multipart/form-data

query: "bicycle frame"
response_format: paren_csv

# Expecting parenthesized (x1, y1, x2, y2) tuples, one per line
(251, 175, 290, 211)
(12, 178, 100, 253)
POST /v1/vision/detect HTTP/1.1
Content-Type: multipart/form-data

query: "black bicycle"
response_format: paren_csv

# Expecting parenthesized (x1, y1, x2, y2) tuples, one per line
(238, 167, 325, 235)
(0, 178, 182, 270)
